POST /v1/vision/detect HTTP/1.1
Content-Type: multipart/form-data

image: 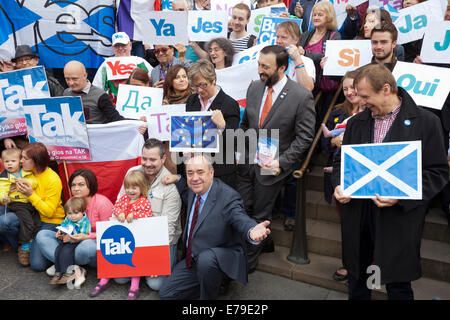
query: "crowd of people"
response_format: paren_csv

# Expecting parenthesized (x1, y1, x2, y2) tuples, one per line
(0, 0, 449, 301)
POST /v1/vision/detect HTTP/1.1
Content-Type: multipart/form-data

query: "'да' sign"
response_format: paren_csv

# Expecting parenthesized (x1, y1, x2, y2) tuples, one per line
(116, 84, 164, 119)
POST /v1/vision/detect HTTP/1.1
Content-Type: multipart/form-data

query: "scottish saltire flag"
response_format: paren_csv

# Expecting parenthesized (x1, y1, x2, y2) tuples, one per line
(0, 0, 115, 68)
(117, 0, 156, 39)
(341, 141, 422, 199)
(170, 112, 219, 153)
(96, 217, 171, 278)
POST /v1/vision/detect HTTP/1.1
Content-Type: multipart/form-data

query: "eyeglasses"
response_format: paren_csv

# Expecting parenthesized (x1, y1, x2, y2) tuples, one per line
(16, 56, 35, 64)
(154, 47, 170, 55)
(208, 47, 222, 54)
(191, 82, 209, 90)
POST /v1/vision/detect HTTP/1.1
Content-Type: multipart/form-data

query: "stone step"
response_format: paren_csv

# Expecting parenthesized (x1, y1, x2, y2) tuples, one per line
(257, 246, 450, 300)
(270, 219, 450, 282)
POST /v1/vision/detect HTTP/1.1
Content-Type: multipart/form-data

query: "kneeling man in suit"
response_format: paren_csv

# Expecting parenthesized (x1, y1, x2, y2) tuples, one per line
(159, 154, 270, 300)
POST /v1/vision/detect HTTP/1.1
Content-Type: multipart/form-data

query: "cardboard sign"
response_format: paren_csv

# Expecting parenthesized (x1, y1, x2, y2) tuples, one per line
(147, 104, 186, 141)
(0, 66, 50, 139)
(104, 56, 140, 81)
(96, 217, 171, 278)
(369, 0, 403, 10)
(211, 0, 252, 18)
(257, 17, 302, 45)
(130, 11, 188, 45)
(170, 112, 219, 152)
(394, 0, 445, 45)
(22, 96, 91, 161)
(392, 61, 450, 110)
(420, 21, 450, 64)
(187, 10, 228, 42)
(232, 43, 266, 65)
(116, 84, 163, 119)
(248, 4, 287, 36)
(341, 141, 422, 199)
(323, 40, 372, 76)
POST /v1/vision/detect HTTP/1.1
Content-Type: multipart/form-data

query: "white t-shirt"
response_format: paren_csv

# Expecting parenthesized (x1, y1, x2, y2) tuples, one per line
(285, 55, 316, 84)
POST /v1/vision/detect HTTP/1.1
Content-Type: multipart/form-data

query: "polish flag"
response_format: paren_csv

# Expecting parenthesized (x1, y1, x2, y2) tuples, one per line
(58, 120, 145, 203)
(96, 217, 171, 278)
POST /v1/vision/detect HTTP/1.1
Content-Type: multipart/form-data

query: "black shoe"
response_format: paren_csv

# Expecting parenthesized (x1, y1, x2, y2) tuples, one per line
(261, 236, 274, 253)
(333, 268, 348, 281)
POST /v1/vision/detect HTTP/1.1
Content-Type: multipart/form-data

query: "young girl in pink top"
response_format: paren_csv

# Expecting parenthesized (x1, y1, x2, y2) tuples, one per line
(89, 170, 152, 300)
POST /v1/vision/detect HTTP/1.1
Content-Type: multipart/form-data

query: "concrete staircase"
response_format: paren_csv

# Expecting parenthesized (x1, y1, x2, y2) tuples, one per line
(256, 156, 450, 300)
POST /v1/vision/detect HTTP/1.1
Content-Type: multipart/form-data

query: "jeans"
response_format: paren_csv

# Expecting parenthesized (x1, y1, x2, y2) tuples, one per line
(114, 244, 178, 291)
(0, 209, 20, 251)
(33, 229, 97, 271)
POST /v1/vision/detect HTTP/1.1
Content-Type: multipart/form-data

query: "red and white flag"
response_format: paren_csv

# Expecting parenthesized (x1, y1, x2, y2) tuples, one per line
(58, 120, 145, 203)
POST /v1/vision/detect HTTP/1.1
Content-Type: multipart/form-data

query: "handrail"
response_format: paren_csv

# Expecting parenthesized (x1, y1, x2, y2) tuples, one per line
(293, 83, 343, 179)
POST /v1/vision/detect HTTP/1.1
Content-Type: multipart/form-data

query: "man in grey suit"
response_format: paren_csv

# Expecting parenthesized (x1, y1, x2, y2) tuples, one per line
(236, 45, 316, 272)
(159, 154, 271, 300)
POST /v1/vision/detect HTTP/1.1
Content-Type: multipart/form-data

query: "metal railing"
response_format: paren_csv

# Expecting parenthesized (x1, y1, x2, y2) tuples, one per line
(287, 83, 343, 264)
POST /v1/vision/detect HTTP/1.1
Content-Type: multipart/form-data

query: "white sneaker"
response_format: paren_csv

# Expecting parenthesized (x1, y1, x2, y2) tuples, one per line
(73, 266, 86, 289)
(46, 265, 56, 277)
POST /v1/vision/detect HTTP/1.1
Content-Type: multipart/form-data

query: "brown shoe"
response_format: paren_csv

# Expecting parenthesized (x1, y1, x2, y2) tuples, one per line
(49, 273, 63, 285)
(18, 248, 30, 267)
(56, 272, 76, 284)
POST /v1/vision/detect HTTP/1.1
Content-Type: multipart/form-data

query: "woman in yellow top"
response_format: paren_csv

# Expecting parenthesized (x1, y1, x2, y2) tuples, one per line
(15, 143, 65, 270)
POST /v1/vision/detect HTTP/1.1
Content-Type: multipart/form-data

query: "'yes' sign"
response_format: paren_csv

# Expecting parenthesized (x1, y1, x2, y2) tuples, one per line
(188, 10, 228, 42)
(323, 40, 372, 76)
(105, 56, 138, 81)
(393, 61, 450, 110)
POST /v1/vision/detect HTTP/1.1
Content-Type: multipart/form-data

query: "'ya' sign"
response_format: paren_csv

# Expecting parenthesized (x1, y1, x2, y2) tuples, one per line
(258, 17, 302, 45)
(323, 40, 372, 76)
(420, 21, 450, 64)
(22, 96, 91, 161)
(116, 84, 163, 119)
(392, 61, 450, 110)
(394, 0, 446, 45)
(0, 66, 50, 139)
(188, 10, 228, 42)
(131, 11, 188, 45)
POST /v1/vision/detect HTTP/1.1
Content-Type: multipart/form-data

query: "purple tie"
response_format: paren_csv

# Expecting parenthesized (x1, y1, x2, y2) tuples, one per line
(185, 194, 201, 269)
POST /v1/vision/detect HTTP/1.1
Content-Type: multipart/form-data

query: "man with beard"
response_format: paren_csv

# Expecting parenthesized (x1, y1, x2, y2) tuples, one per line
(117, 138, 182, 291)
(236, 45, 316, 272)
(370, 23, 399, 71)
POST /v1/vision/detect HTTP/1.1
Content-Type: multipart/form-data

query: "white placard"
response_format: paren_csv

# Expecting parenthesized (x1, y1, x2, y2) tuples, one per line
(392, 61, 450, 110)
(104, 56, 141, 81)
(187, 10, 228, 42)
(147, 104, 186, 141)
(368, 0, 403, 10)
(116, 84, 164, 119)
(394, 0, 445, 45)
(232, 43, 266, 65)
(247, 4, 287, 36)
(323, 40, 373, 76)
(130, 11, 188, 45)
(420, 21, 450, 64)
(211, 0, 252, 18)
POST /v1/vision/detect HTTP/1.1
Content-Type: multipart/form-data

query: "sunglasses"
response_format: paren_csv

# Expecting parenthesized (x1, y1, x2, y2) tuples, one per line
(154, 47, 170, 55)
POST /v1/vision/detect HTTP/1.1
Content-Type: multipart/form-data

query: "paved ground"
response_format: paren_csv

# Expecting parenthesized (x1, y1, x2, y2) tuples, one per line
(0, 248, 347, 301)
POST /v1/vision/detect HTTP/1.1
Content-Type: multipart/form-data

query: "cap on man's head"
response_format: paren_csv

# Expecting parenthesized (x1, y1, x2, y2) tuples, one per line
(12, 45, 38, 62)
(112, 32, 130, 46)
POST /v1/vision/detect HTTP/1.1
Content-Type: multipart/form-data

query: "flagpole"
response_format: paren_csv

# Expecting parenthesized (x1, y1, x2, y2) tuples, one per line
(63, 160, 72, 198)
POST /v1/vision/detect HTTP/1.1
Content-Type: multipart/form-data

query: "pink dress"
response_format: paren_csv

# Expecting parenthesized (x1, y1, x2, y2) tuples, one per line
(85, 193, 114, 240)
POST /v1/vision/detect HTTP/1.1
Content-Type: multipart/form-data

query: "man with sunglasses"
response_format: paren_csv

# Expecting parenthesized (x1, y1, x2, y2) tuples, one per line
(151, 45, 192, 88)
(92, 32, 153, 105)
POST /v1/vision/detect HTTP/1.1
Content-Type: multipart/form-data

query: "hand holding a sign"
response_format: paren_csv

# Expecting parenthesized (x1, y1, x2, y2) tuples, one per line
(294, 2, 303, 18)
(249, 220, 271, 242)
(174, 43, 187, 62)
(372, 194, 399, 208)
(211, 110, 226, 130)
(333, 185, 351, 204)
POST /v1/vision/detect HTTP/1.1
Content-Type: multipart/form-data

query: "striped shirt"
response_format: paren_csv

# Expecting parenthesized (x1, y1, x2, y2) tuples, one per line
(229, 34, 251, 53)
(372, 100, 402, 143)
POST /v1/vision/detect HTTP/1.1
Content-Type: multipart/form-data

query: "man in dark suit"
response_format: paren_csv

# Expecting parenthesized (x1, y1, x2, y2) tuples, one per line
(159, 154, 271, 300)
(236, 45, 316, 272)
(184, 59, 241, 189)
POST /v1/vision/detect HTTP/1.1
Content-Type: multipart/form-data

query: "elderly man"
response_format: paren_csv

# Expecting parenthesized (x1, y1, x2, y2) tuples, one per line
(332, 64, 448, 300)
(63, 60, 125, 124)
(92, 32, 153, 104)
(159, 154, 271, 300)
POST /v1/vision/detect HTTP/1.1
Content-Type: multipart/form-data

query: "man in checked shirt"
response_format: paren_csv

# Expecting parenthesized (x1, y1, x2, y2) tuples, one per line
(331, 64, 448, 300)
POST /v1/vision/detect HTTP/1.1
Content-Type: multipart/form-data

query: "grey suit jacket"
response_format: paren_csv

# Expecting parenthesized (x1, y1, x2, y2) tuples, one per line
(175, 177, 257, 285)
(240, 77, 316, 185)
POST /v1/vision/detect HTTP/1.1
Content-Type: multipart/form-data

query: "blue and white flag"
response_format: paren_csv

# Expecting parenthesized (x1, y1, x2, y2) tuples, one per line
(381, 4, 400, 22)
(341, 141, 422, 199)
(170, 112, 219, 153)
(0, 0, 115, 68)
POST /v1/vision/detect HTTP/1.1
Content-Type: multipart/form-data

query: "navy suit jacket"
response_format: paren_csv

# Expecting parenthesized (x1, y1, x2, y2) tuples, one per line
(175, 177, 257, 285)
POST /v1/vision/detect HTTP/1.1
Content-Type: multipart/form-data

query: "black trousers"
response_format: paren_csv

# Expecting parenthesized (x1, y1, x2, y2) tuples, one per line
(348, 202, 414, 300)
(8, 202, 41, 245)
(55, 242, 80, 273)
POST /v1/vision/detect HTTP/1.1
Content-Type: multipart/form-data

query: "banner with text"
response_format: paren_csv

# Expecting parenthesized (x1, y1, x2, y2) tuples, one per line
(323, 40, 372, 76)
(211, 0, 252, 19)
(116, 84, 164, 119)
(22, 96, 90, 161)
(420, 21, 450, 64)
(248, 4, 287, 36)
(148, 103, 186, 141)
(0, 66, 50, 139)
(105, 56, 142, 81)
(257, 17, 302, 45)
(392, 61, 450, 110)
(188, 10, 228, 42)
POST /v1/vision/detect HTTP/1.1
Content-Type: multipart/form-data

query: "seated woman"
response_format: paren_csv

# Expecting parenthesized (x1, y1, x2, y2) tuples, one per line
(162, 64, 191, 105)
(35, 168, 113, 276)
(205, 38, 235, 70)
(128, 67, 152, 87)
(0, 143, 65, 268)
